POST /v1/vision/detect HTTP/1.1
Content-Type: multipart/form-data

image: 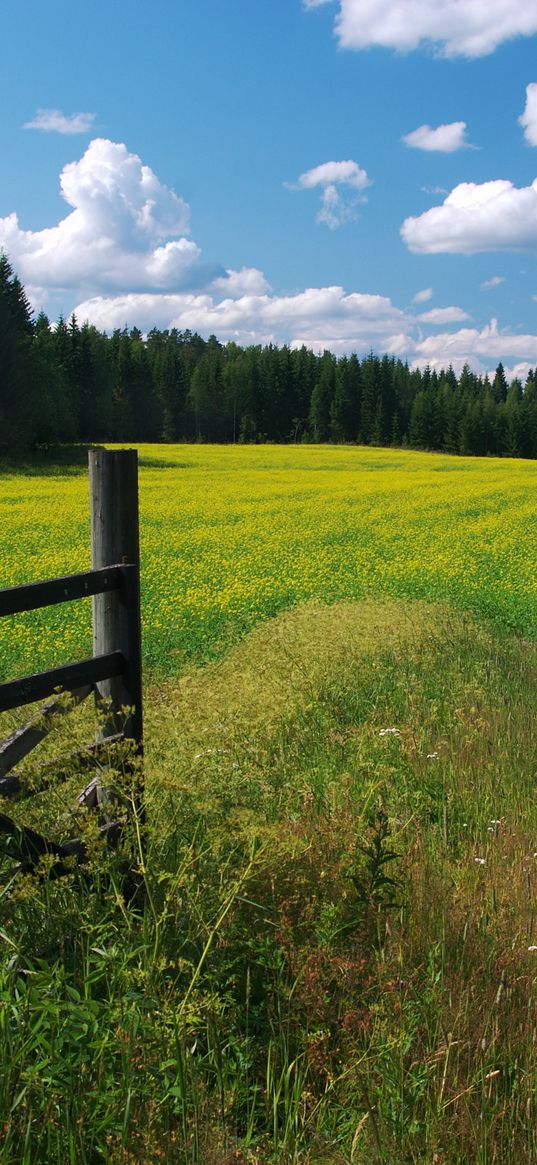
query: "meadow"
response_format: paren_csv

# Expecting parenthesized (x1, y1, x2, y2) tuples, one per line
(2, 445, 537, 1164)
(1, 443, 537, 681)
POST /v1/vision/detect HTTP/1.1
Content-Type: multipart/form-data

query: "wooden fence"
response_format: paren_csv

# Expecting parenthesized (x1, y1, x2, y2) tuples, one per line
(0, 449, 143, 880)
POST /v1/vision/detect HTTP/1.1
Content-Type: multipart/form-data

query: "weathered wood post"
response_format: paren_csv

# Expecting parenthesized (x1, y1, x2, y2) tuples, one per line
(88, 449, 143, 822)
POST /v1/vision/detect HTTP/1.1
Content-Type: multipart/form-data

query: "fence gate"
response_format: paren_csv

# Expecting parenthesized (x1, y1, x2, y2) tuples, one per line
(0, 449, 143, 881)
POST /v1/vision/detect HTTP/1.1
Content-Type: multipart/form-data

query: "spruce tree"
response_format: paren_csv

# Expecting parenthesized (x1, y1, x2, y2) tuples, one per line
(0, 253, 37, 450)
(310, 351, 336, 442)
(492, 362, 508, 404)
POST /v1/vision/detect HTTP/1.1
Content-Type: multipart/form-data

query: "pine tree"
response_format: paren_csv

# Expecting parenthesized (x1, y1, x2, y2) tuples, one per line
(359, 353, 380, 442)
(32, 310, 76, 443)
(460, 399, 486, 455)
(492, 362, 508, 404)
(503, 379, 524, 457)
(0, 253, 37, 450)
(408, 392, 429, 448)
(330, 355, 361, 442)
(291, 346, 318, 438)
(188, 344, 228, 442)
(310, 351, 336, 442)
(440, 383, 461, 454)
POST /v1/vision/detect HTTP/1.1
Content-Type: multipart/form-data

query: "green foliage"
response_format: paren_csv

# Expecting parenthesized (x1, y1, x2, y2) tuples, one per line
(0, 254, 37, 451)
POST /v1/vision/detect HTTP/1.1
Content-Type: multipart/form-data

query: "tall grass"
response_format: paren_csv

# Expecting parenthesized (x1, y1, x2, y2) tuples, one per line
(2, 598, 537, 1162)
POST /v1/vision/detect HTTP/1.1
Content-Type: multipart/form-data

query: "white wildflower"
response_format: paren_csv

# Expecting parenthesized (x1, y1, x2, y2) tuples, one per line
(474, 857, 486, 865)
(379, 728, 401, 737)
(193, 748, 227, 760)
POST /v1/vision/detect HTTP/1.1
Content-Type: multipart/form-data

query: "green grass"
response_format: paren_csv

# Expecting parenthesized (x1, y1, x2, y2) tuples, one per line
(2, 598, 537, 1162)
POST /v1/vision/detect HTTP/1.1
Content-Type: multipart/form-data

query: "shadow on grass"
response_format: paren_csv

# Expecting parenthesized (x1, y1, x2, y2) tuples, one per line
(0, 444, 105, 477)
(0, 444, 189, 476)
(136, 455, 192, 469)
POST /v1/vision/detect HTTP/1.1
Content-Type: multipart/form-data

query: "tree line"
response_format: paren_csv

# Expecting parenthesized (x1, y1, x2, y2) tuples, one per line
(2, 253, 537, 458)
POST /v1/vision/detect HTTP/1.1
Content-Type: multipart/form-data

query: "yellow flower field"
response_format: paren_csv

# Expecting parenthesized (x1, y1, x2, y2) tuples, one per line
(1, 443, 537, 680)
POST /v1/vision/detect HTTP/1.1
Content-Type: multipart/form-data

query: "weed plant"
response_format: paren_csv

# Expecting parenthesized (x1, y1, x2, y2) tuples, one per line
(2, 599, 537, 1162)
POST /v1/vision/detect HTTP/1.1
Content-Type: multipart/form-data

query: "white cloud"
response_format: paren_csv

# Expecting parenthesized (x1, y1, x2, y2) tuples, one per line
(295, 160, 370, 190)
(519, 83, 537, 146)
(304, 0, 537, 58)
(417, 306, 471, 324)
(315, 185, 354, 228)
(414, 319, 537, 368)
(503, 362, 535, 382)
(403, 121, 470, 152)
(412, 287, 433, 303)
(24, 284, 51, 313)
(24, 108, 96, 134)
(210, 267, 271, 297)
(421, 185, 449, 196)
(0, 138, 202, 296)
(481, 275, 505, 289)
(401, 178, 537, 254)
(289, 159, 371, 228)
(73, 286, 410, 353)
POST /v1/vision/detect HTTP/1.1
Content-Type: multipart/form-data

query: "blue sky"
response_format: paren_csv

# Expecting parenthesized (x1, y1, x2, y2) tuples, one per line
(3, 0, 537, 376)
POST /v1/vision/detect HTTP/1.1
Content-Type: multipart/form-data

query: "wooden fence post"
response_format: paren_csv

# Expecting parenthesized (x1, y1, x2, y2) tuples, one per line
(88, 447, 143, 756)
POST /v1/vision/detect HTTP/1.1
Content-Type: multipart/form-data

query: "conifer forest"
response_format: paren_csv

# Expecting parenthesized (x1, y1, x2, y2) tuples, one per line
(2, 253, 536, 458)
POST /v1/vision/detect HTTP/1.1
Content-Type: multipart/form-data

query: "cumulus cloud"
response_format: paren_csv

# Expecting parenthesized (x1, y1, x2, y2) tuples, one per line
(481, 275, 505, 289)
(519, 83, 537, 146)
(0, 138, 202, 296)
(417, 306, 471, 324)
(503, 362, 535, 382)
(414, 319, 537, 368)
(295, 160, 370, 190)
(303, 0, 537, 58)
(403, 121, 470, 152)
(412, 287, 433, 304)
(210, 267, 271, 297)
(24, 108, 96, 134)
(72, 286, 411, 353)
(401, 177, 537, 254)
(289, 159, 371, 228)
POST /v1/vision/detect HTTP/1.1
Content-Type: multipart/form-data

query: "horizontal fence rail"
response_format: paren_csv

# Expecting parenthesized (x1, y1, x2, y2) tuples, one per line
(0, 686, 92, 777)
(0, 650, 125, 714)
(0, 734, 123, 802)
(0, 565, 125, 618)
